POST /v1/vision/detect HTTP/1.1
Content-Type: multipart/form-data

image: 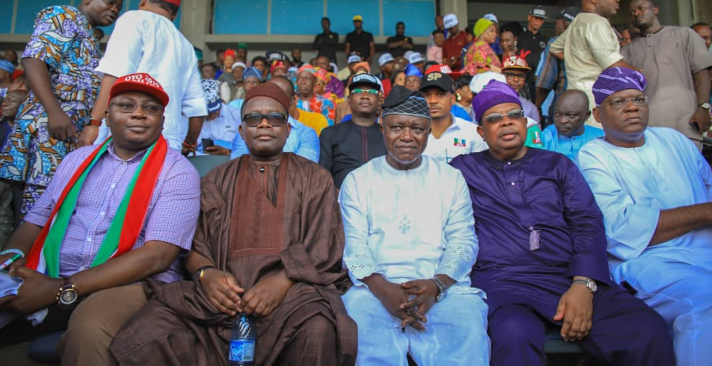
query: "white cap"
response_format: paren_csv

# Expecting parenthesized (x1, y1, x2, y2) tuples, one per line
(348, 54, 362, 64)
(443, 14, 458, 29)
(407, 52, 424, 64)
(378, 53, 395, 66)
(483, 13, 498, 23)
(469, 71, 506, 94)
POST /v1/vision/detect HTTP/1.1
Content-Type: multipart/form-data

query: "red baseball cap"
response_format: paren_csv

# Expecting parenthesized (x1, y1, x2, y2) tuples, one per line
(163, 0, 181, 7)
(425, 64, 464, 80)
(109, 73, 170, 107)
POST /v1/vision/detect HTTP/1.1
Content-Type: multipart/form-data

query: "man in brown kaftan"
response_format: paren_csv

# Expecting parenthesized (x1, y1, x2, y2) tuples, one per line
(109, 83, 357, 366)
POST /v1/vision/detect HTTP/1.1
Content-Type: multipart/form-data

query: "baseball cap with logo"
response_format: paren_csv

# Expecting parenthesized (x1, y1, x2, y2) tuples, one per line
(529, 5, 548, 19)
(558, 6, 580, 22)
(379, 53, 395, 67)
(407, 52, 425, 64)
(349, 73, 381, 92)
(110, 73, 169, 107)
(353, 15, 363, 22)
(502, 55, 532, 72)
(420, 70, 455, 93)
(443, 14, 458, 29)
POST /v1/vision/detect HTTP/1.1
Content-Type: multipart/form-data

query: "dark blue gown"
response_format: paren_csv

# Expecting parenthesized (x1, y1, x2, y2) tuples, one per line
(451, 148, 675, 366)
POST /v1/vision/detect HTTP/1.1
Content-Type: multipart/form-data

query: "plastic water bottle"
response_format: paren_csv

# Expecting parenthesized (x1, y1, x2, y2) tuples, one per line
(228, 313, 256, 366)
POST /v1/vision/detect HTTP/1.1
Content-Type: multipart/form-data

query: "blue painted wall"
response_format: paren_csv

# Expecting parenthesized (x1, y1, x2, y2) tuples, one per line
(212, 0, 435, 37)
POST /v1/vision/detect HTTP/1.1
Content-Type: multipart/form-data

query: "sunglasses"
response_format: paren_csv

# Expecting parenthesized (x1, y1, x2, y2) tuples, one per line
(482, 109, 525, 124)
(242, 112, 288, 127)
(351, 88, 379, 95)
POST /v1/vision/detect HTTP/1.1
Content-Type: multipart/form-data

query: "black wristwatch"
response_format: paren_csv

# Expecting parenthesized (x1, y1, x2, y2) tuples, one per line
(56, 277, 78, 306)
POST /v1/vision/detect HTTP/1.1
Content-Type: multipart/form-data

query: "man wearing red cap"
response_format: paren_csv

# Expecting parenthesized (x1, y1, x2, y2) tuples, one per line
(0, 73, 200, 366)
(78, 0, 207, 157)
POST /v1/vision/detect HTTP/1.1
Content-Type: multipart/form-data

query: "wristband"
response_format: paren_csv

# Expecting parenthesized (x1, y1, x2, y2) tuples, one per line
(0, 249, 25, 258)
(182, 140, 197, 149)
(86, 118, 102, 127)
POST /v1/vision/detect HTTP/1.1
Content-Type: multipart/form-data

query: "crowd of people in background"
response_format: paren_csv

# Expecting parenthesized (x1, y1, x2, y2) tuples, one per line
(0, 0, 710, 365)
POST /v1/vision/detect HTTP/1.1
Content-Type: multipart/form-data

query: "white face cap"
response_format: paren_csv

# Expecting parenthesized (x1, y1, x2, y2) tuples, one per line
(443, 14, 458, 29)
(379, 53, 395, 66)
(469, 71, 507, 94)
(407, 52, 424, 64)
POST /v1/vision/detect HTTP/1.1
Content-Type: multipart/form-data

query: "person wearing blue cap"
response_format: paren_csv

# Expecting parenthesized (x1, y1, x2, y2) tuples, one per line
(403, 64, 422, 92)
(0, 60, 14, 99)
(196, 79, 240, 155)
(578, 67, 712, 366)
(450, 79, 675, 366)
(227, 66, 263, 113)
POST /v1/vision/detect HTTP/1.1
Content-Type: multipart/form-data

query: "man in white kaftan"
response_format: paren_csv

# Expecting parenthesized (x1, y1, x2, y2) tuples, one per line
(79, 0, 206, 152)
(576, 67, 712, 366)
(338, 86, 490, 366)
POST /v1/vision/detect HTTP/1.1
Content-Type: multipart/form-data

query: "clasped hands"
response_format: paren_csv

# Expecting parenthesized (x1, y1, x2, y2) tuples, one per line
(366, 274, 445, 332)
(199, 268, 293, 318)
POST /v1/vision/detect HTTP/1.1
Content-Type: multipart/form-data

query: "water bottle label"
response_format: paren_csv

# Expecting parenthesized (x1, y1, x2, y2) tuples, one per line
(229, 340, 254, 362)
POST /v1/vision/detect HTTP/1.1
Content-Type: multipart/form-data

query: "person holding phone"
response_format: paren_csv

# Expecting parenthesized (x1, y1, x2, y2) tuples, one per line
(197, 79, 239, 155)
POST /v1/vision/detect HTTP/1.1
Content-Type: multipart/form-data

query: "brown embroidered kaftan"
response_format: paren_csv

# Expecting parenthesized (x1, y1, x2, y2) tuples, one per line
(109, 153, 357, 366)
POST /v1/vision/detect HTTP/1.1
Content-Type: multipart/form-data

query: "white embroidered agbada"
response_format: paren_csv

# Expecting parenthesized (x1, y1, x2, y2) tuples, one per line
(577, 127, 712, 366)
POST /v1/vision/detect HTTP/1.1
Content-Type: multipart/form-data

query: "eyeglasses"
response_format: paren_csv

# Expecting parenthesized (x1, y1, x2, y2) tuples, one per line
(482, 109, 525, 124)
(110, 101, 164, 116)
(602, 96, 648, 110)
(242, 112, 288, 127)
(503, 72, 526, 81)
(351, 88, 379, 95)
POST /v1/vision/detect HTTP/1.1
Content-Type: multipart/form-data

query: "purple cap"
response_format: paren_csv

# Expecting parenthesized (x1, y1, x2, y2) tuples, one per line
(592, 67, 647, 106)
(472, 80, 522, 124)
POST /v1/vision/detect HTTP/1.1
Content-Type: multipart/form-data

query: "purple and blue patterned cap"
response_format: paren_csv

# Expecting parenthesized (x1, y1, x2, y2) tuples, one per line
(592, 67, 647, 106)
(472, 80, 522, 124)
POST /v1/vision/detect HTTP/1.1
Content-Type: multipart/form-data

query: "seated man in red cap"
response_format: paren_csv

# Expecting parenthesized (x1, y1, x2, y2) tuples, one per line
(0, 73, 201, 366)
(79, 0, 208, 156)
(109, 82, 357, 366)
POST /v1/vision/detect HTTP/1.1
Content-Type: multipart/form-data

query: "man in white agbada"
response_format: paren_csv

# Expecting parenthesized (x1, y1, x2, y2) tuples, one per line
(339, 86, 490, 366)
(78, 0, 207, 154)
(576, 67, 712, 366)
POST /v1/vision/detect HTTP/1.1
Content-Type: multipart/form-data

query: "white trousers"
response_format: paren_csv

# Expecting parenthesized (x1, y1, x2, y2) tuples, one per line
(342, 285, 490, 366)
(621, 250, 712, 366)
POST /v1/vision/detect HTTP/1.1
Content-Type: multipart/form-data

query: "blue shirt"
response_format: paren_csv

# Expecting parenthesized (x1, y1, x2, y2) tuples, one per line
(230, 116, 320, 162)
(541, 124, 604, 161)
(451, 104, 472, 122)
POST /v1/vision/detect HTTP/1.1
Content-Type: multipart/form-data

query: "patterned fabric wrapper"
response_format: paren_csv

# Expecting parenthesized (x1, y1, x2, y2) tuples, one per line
(592, 67, 647, 106)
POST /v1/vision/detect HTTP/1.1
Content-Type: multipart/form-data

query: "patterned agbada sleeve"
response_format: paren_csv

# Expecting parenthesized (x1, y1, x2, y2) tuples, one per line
(22, 6, 79, 71)
(436, 171, 478, 283)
